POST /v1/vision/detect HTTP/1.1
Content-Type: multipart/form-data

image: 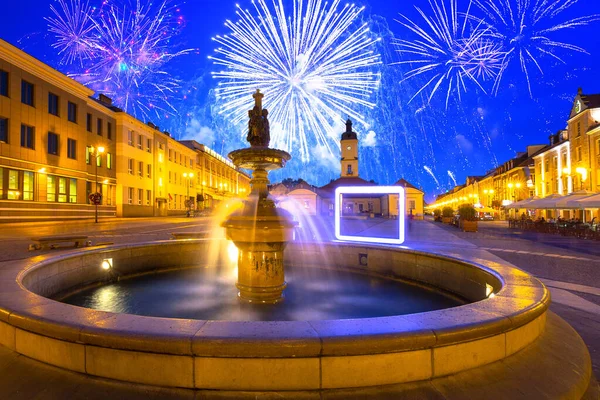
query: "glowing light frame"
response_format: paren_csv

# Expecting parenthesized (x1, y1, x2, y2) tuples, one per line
(335, 186, 406, 245)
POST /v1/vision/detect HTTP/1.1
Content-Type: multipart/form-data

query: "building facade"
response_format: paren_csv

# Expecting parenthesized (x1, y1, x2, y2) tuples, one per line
(0, 39, 252, 221)
(0, 39, 117, 221)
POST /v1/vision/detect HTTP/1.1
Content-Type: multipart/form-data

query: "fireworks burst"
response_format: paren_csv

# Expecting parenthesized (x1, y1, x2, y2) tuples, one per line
(210, 0, 382, 162)
(473, 0, 600, 96)
(395, 0, 504, 107)
(47, 0, 194, 120)
(447, 170, 457, 186)
(424, 165, 441, 187)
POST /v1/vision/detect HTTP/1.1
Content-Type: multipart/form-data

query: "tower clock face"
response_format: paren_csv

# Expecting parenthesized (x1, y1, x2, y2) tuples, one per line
(575, 100, 582, 113)
(346, 146, 351, 151)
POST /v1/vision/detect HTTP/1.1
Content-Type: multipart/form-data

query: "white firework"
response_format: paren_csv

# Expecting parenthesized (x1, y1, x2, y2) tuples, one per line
(395, 0, 504, 107)
(210, 0, 382, 162)
(473, 0, 600, 96)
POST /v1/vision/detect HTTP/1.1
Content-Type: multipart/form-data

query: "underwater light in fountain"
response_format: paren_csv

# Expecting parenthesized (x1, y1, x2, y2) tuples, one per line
(221, 90, 296, 304)
(335, 186, 406, 245)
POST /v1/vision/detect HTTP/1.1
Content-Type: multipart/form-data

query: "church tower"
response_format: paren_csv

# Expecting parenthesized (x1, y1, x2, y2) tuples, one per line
(340, 119, 359, 178)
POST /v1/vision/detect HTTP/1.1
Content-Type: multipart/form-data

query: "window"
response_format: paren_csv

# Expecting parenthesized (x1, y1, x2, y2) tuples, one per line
(347, 164, 352, 175)
(97, 118, 103, 136)
(86, 113, 92, 132)
(48, 93, 59, 116)
(20, 124, 34, 149)
(577, 122, 581, 137)
(137, 135, 143, 149)
(138, 161, 143, 177)
(86, 181, 92, 204)
(107, 122, 112, 140)
(47, 132, 59, 155)
(128, 130, 134, 146)
(169, 171, 172, 183)
(8, 169, 18, 199)
(146, 164, 151, 178)
(58, 177, 67, 202)
(128, 159, 134, 175)
(0, 70, 8, 97)
(21, 80, 34, 106)
(86, 146, 91, 164)
(146, 190, 151, 205)
(67, 138, 76, 159)
(107, 153, 112, 169)
(96, 153, 102, 167)
(146, 138, 151, 153)
(0, 118, 7, 143)
(577, 146, 582, 162)
(68, 102, 77, 123)
(138, 189, 143, 205)
(69, 179, 77, 203)
(552, 156, 557, 169)
(128, 187, 133, 204)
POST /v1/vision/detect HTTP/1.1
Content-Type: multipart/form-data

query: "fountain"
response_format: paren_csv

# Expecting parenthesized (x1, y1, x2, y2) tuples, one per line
(221, 89, 296, 303)
(0, 92, 592, 398)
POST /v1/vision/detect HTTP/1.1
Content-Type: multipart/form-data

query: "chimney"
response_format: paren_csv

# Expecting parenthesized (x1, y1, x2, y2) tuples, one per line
(147, 122, 157, 129)
(578, 87, 583, 95)
(98, 94, 112, 106)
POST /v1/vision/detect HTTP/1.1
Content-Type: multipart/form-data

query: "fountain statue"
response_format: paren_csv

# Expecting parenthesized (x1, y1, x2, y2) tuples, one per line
(222, 89, 296, 303)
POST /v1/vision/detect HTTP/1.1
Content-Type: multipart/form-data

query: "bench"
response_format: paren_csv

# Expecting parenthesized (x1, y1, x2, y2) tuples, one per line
(30, 235, 90, 251)
(170, 232, 210, 240)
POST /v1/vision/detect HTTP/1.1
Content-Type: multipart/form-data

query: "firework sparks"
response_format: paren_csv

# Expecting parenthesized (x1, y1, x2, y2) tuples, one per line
(473, 0, 600, 96)
(447, 170, 457, 186)
(47, 0, 194, 120)
(424, 165, 441, 187)
(210, 0, 382, 162)
(394, 0, 504, 107)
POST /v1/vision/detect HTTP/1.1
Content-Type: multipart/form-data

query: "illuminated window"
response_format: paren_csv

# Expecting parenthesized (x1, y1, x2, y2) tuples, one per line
(7, 170, 20, 200)
(138, 188, 143, 205)
(69, 179, 77, 203)
(128, 158, 133, 175)
(128, 187, 133, 204)
(146, 190, 151, 205)
(58, 177, 67, 202)
(47, 175, 56, 202)
(107, 153, 112, 169)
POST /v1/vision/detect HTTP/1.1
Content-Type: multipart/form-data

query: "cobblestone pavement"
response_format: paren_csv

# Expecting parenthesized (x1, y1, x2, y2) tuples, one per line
(0, 216, 599, 379)
(429, 219, 600, 378)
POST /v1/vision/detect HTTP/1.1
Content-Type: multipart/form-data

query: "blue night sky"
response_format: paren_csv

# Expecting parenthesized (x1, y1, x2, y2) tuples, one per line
(1, 0, 599, 201)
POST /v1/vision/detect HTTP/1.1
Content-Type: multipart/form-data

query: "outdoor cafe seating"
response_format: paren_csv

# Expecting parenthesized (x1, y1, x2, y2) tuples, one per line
(507, 191, 600, 240)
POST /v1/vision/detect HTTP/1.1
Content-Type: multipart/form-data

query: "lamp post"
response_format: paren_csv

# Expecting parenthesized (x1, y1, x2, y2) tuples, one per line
(183, 172, 194, 215)
(90, 146, 105, 223)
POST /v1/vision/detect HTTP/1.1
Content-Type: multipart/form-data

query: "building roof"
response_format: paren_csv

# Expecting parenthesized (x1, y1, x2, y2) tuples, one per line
(341, 119, 358, 140)
(580, 92, 600, 109)
(319, 176, 376, 197)
(394, 178, 423, 193)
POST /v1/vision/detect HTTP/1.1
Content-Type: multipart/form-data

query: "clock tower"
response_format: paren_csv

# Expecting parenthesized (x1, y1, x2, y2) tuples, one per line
(341, 119, 359, 178)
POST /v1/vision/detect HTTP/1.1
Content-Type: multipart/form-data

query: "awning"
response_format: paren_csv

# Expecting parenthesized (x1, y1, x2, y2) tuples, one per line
(474, 206, 495, 213)
(574, 193, 600, 209)
(505, 196, 539, 209)
(524, 194, 565, 209)
(554, 190, 597, 209)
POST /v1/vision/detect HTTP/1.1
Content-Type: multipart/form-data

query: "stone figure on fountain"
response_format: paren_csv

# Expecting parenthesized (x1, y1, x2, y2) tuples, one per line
(247, 89, 270, 147)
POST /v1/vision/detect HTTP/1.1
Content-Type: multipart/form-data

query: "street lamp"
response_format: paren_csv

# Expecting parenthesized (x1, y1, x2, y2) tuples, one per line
(89, 146, 105, 223)
(183, 172, 194, 215)
(576, 167, 587, 190)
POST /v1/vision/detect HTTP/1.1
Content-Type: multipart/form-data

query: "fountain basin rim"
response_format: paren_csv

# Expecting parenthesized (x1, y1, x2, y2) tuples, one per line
(0, 240, 548, 359)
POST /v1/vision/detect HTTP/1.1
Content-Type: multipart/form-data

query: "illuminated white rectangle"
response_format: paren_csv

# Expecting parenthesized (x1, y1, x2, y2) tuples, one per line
(335, 186, 405, 245)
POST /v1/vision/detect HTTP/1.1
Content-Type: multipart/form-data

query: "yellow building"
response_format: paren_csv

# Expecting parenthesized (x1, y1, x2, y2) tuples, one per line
(430, 145, 544, 218)
(0, 39, 117, 221)
(568, 88, 600, 192)
(533, 131, 571, 199)
(180, 140, 251, 208)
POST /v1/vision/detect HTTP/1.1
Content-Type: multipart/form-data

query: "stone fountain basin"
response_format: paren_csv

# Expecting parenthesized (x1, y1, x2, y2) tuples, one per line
(0, 240, 549, 391)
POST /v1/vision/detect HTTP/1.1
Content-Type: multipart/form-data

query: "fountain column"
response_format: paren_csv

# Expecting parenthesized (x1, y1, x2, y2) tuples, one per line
(222, 90, 295, 303)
